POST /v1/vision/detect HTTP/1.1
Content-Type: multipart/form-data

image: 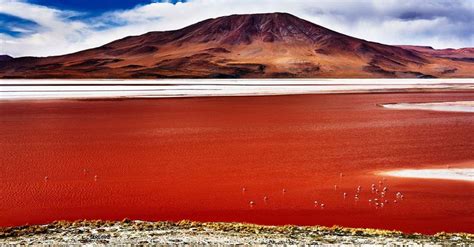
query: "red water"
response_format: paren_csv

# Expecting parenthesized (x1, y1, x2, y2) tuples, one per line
(1, 92, 473, 234)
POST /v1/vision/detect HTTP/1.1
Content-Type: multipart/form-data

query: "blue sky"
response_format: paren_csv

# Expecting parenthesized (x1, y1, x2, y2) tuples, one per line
(28, 0, 184, 14)
(0, 13, 39, 37)
(0, 0, 472, 57)
(30, 0, 154, 13)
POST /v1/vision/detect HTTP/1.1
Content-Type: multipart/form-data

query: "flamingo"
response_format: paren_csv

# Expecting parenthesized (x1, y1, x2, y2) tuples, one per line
(396, 192, 404, 200)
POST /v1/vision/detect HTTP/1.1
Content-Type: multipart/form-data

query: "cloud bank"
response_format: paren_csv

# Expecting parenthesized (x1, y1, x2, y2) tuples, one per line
(0, 0, 473, 57)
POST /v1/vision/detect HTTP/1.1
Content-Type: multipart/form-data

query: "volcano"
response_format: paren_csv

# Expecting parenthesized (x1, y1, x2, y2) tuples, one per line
(0, 13, 473, 79)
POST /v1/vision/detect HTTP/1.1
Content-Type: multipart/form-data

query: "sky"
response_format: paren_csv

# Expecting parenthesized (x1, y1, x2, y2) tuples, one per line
(0, 0, 472, 57)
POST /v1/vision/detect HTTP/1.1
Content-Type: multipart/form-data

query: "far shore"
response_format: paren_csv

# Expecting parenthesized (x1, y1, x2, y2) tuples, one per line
(1, 78, 473, 100)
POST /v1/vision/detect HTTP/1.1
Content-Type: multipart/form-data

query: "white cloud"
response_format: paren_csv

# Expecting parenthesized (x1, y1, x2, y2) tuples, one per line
(0, 0, 473, 57)
(0, 0, 92, 56)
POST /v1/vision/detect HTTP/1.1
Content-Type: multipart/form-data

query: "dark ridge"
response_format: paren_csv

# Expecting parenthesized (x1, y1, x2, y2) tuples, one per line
(67, 59, 123, 68)
(448, 57, 474, 63)
(204, 48, 231, 53)
(0, 55, 13, 62)
(120, 64, 145, 69)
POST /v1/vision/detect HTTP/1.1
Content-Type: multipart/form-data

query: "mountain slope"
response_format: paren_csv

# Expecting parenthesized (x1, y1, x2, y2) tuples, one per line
(0, 55, 13, 62)
(0, 13, 473, 78)
(398, 45, 474, 62)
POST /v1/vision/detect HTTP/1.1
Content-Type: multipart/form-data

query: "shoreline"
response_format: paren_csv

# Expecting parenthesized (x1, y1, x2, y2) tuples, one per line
(1, 79, 473, 101)
(1, 88, 473, 101)
(1, 220, 472, 245)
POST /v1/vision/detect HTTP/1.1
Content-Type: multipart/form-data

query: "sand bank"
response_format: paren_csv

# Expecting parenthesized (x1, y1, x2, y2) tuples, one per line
(382, 101, 474, 113)
(381, 168, 474, 182)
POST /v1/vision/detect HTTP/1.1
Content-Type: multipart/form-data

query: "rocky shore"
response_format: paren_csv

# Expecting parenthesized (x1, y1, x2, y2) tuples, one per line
(1, 220, 472, 245)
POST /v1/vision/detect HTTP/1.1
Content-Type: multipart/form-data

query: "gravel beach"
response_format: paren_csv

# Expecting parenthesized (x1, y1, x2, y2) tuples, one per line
(1, 220, 472, 245)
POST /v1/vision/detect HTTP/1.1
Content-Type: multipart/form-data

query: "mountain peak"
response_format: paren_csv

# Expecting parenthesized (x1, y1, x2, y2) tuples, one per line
(103, 12, 347, 51)
(160, 12, 339, 45)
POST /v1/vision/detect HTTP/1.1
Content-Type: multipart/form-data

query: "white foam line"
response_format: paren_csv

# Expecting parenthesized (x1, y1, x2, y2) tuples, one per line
(382, 101, 474, 113)
(382, 168, 474, 182)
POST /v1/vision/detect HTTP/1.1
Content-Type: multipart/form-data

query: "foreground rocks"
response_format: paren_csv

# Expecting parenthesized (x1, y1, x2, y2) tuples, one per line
(1, 220, 472, 245)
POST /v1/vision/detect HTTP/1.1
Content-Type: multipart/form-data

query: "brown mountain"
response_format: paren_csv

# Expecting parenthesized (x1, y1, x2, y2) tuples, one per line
(0, 55, 13, 62)
(0, 13, 473, 79)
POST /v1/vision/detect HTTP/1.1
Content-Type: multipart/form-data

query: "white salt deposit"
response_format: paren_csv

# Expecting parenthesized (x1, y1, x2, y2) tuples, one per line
(382, 101, 474, 113)
(0, 79, 473, 100)
(382, 168, 474, 182)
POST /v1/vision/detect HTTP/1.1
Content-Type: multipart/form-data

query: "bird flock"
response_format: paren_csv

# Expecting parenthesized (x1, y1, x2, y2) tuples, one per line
(243, 173, 405, 210)
(43, 168, 99, 183)
(43, 170, 405, 211)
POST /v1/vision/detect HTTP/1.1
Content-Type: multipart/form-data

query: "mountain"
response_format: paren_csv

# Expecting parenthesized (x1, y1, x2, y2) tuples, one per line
(0, 13, 473, 79)
(0, 55, 13, 62)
